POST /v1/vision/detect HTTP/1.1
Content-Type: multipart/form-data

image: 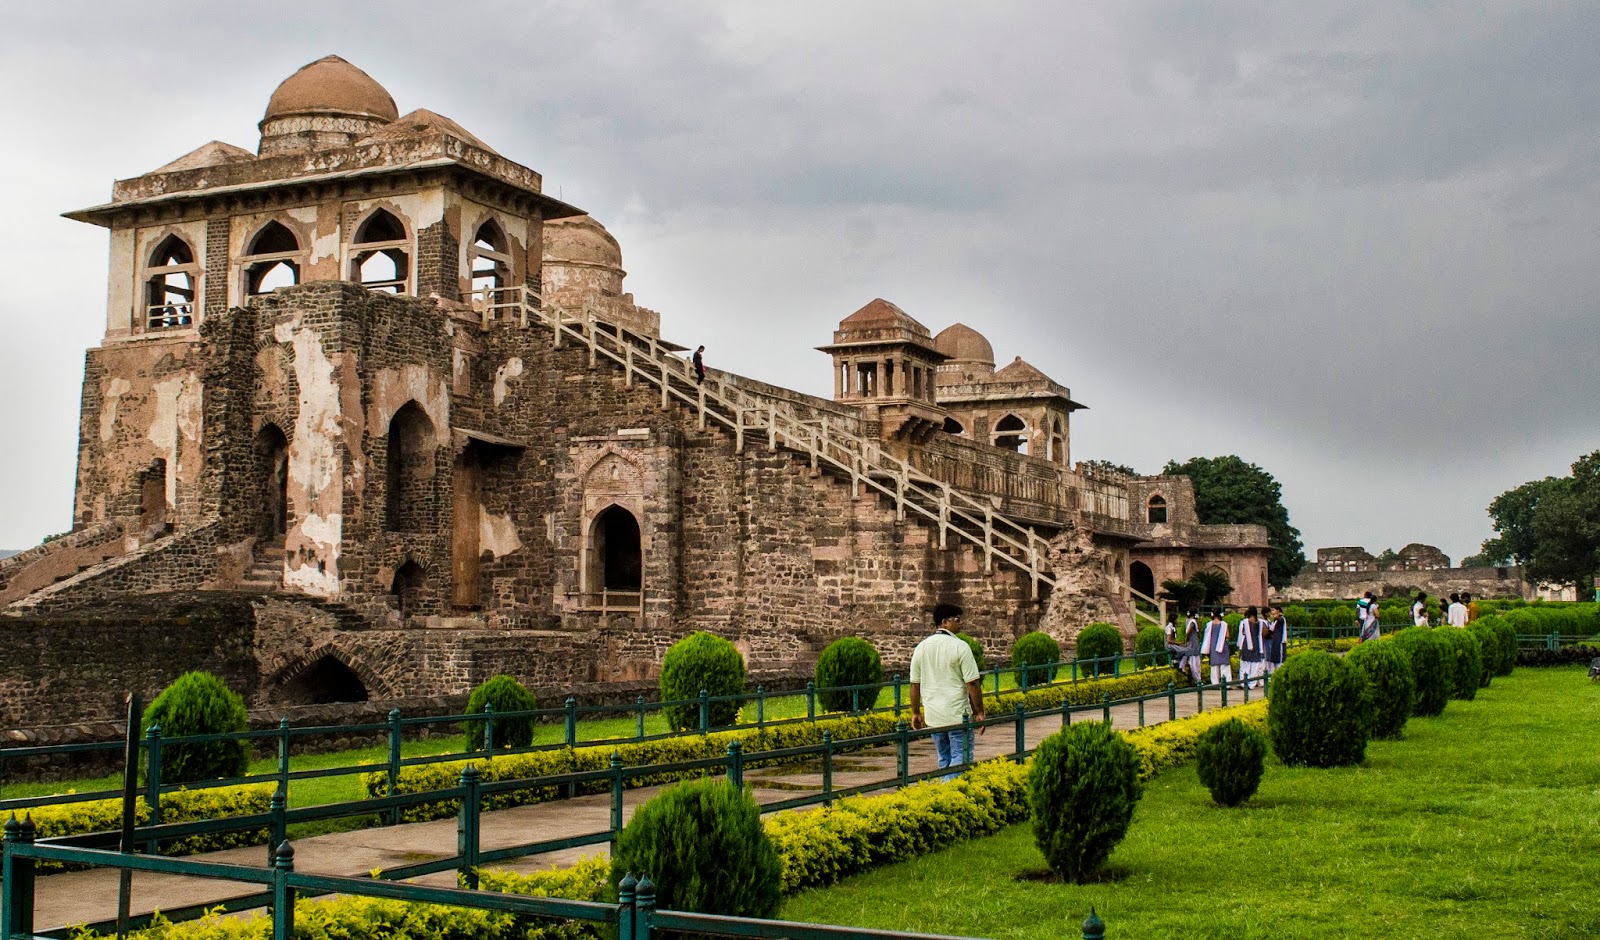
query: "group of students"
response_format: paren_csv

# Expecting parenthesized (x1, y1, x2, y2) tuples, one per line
(1163, 607, 1288, 688)
(1353, 589, 1476, 641)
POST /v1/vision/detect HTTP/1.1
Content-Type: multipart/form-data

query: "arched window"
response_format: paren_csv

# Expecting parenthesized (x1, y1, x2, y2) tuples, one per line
(468, 219, 512, 304)
(385, 402, 434, 532)
(942, 417, 965, 436)
(993, 414, 1028, 454)
(1130, 561, 1155, 599)
(587, 504, 642, 597)
(1147, 494, 1168, 525)
(1047, 418, 1066, 464)
(140, 458, 168, 530)
(391, 561, 425, 618)
(255, 424, 290, 539)
(145, 234, 199, 331)
(243, 221, 302, 296)
(350, 209, 410, 294)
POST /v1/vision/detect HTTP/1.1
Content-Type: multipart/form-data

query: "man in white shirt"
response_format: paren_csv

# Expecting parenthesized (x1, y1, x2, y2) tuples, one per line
(909, 604, 985, 779)
(1447, 593, 1468, 627)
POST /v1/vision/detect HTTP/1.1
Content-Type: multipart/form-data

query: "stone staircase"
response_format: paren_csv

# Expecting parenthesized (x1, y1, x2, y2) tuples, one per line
(479, 287, 1164, 627)
(239, 545, 285, 592)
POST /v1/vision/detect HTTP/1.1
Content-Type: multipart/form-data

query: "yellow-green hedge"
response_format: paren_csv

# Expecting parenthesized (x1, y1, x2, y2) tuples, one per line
(24, 784, 274, 872)
(1122, 700, 1269, 780)
(368, 670, 1188, 823)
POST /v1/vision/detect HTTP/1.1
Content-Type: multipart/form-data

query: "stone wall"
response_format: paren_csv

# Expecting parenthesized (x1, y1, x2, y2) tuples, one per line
(1277, 565, 1529, 602)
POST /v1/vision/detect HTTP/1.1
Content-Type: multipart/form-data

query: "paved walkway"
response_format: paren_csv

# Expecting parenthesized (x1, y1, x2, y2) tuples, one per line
(30, 685, 1255, 930)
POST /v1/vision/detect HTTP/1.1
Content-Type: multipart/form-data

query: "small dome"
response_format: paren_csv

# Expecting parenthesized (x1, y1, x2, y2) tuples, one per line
(934, 323, 994, 366)
(359, 108, 497, 154)
(543, 215, 622, 270)
(263, 56, 398, 123)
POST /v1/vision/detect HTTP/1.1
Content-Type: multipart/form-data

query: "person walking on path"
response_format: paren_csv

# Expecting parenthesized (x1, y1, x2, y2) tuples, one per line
(1183, 610, 1203, 685)
(1412, 592, 1430, 627)
(1357, 591, 1381, 643)
(1447, 593, 1468, 627)
(909, 604, 985, 780)
(1237, 607, 1264, 688)
(1202, 610, 1232, 687)
(692, 345, 706, 384)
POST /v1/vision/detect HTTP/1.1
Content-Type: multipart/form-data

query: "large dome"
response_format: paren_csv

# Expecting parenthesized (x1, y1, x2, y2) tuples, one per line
(543, 215, 623, 270)
(263, 55, 399, 124)
(934, 323, 995, 366)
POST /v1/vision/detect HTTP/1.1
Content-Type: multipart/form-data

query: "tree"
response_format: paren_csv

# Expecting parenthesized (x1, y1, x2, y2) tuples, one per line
(1479, 453, 1600, 594)
(1190, 569, 1234, 606)
(1478, 476, 1566, 565)
(1162, 456, 1306, 589)
(1159, 578, 1205, 612)
(1081, 459, 1137, 477)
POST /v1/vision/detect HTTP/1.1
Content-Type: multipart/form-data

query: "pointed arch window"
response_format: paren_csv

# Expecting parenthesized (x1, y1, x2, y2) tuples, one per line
(242, 221, 303, 297)
(1047, 417, 1066, 464)
(350, 209, 410, 294)
(942, 417, 965, 436)
(993, 414, 1028, 454)
(468, 219, 513, 306)
(1147, 494, 1168, 525)
(145, 234, 200, 331)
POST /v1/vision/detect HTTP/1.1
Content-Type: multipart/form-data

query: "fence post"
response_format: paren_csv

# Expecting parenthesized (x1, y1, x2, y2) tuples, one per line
(961, 715, 974, 767)
(851, 685, 861, 714)
(896, 721, 909, 785)
(386, 709, 402, 825)
(1114, 653, 1122, 678)
(610, 754, 624, 851)
(617, 873, 637, 940)
(1014, 704, 1026, 761)
(893, 675, 903, 717)
(1221, 678, 1230, 708)
(727, 740, 744, 790)
(635, 876, 657, 940)
(1020, 664, 1030, 692)
(1101, 694, 1111, 726)
(1137, 697, 1146, 727)
(483, 704, 496, 755)
(1081, 906, 1105, 940)
(271, 841, 295, 940)
(144, 725, 162, 854)
(806, 682, 816, 721)
(268, 787, 287, 867)
(457, 765, 481, 890)
(635, 696, 646, 739)
(564, 698, 578, 748)
(821, 732, 834, 806)
(3, 814, 37, 940)
(1061, 702, 1072, 728)
(756, 685, 766, 730)
(698, 691, 710, 735)
(278, 718, 293, 796)
(1167, 682, 1177, 722)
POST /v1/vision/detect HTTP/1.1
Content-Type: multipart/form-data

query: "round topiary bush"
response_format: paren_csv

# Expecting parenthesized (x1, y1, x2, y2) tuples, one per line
(953, 631, 986, 671)
(1343, 640, 1416, 739)
(1011, 631, 1061, 686)
(1468, 623, 1499, 687)
(1438, 628, 1483, 700)
(1266, 650, 1372, 768)
(814, 637, 884, 713)
(1133, 625, 1166, 664)
(1284, 606, 1308, 628)
(1310, 609, 1331, 633)
(1195, 718, 1268, 807)
(1390, 628, 1450, 717)
(1489, 617, 1517, 677)
(659, 632, 747, 731)
(465, 675, 538, 751)
(1075, 622, 1123, 676)
(612, 777, 781, 919)
(1028, 721, 1143, 882)
(141, 671, 249, 784)
(1330, 606, 1356, 628)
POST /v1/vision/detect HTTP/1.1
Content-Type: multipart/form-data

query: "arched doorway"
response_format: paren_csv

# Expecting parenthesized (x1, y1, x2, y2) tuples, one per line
(1130, 560, 1155, 600)
(391, 560, 425, 618)
(277, 656, 370, 705)
(588, 505, 642, 597)
(255, 424, 290, 539)
(385, 402, 434, 532)
(140, 459, 168, 531)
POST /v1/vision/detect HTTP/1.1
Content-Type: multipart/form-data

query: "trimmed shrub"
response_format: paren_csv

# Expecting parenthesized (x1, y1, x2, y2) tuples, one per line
(1391, 628, 1451, 717)
(465, 675, 538, 751)
(1310, 609, 1331, 632)
(1028, 721, 1143, 882)
(1330, 606, 1356, 628)
(1344, 641, 1416, 739)
(814, 637, 884, 712)
(1468, 623, 1500, 686)
(141, 671, 249, 784)
(1075, 622, 1123, 676)
(1195, 719, 1267, 807)
(1438, 628, 1483, 700)
(1284, 606, 1308, 628)
(612, 778, 782, 919)
(659, 631, 747, 731)
(1491, 618, 1517, 676)
(1266, 650, 1372, 767)
(955, 631, 986, 670)
(1011, 631, 1061, 686)
(1134, 625, 1166, 662)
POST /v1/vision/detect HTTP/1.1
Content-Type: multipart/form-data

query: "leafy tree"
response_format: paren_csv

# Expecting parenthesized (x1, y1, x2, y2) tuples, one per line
(1478, 453, 1600, 593)
(1190, 569, 1234, 607)
(1479, 476, 1566, 566)
(1162, 456, 1307, 589)
(1159, 578, 1205, 612)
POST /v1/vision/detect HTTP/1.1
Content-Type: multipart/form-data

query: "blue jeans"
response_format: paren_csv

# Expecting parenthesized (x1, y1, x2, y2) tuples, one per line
(931, 728, 973, 781)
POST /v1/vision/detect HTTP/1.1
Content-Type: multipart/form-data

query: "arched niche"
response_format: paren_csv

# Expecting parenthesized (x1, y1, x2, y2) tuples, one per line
(385, 401, 435, 532)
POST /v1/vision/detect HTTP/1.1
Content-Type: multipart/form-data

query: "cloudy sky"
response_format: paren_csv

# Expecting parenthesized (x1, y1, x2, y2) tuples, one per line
(1, 1, 1596, 564)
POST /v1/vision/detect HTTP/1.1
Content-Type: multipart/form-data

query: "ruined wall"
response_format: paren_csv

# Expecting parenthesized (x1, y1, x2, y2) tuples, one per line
(1279, 566, 1529, 602)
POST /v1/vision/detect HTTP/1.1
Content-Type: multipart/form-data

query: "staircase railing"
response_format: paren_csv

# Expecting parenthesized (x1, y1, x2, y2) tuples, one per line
(477, 288, 1159, 625)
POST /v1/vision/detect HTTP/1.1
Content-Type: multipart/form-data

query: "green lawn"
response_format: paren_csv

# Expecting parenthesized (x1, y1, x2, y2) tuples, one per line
(780, 665, 1600, 940)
